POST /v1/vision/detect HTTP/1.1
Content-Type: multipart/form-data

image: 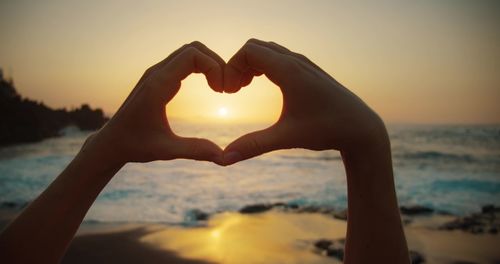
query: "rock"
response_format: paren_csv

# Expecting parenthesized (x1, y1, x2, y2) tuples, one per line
(185, 209, 210, 222)
(320, 207, 336, 214)
(295, 206, 317, 213)
(441, 216, 479, 231)
(471, 226, 484, 234)
(239, 204, 273, 214)
(0, 201, 29, 209)
(403, 217, 413, 225)
(193, 210, 209, 221)
(409, 250, 425, 264)
(296, 205, 332, 214)
(313, 238, 344, 261)
(1, 201, 17, 208)
(435, 210, 454, 216)
(314, 239, 332, 250)
(439, 205, 500, 235)
(315, 240, 424, 263)
(238, 203, 338, 215)
(400, 205, 434, 215)
(333, 209, 348, 221)
(326, 247, 344, 261)
(482, 204, 500, 214)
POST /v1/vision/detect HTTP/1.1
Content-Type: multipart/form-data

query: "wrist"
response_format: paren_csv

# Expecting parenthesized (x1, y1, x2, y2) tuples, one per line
(341, 139, 391, 175)
(340, 123, 396, 212)
(78, 128, 127, 171)
(339, 113, 392, 179)
(341, 112, 390, 157)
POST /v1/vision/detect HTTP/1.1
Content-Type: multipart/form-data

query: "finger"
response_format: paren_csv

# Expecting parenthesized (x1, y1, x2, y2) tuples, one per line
(162, 46, 224, 93)
(249, 39, 330, 78)
(224, 41, 289, 93)
(222, 125, 283, 166)
(188, 41, 226, 92)
(189, 41, 226, 71)
(118, 43, 197, 113)
(239, 68, 263, 88)
(169, 137, 224, 165)
(248, 38, 291, 54)
(139, 41, 224, 87)
(239, 70, 254, 88)
(136, 43, 192, 87)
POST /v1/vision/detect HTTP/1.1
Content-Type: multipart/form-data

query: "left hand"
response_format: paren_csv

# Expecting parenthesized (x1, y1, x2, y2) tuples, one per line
(85, 42, 225, 165)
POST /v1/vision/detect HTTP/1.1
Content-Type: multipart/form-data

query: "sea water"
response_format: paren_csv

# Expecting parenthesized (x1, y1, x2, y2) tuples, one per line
(0, 123, 499, 223)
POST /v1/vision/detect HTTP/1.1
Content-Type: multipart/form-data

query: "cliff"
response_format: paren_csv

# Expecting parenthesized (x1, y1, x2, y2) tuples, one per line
(0, 71, 108, 146)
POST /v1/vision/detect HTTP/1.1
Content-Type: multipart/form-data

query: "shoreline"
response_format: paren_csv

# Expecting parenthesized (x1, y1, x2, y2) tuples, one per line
(64, 210, 499, 264)
(3, 204, 498, 264)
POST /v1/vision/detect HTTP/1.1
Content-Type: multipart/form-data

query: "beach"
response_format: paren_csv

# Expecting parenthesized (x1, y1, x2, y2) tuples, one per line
(2, 1, 499, 262)
(1, 123, 499, 263)
(2, 203, 499, 264)
(60, 207, 499, 264)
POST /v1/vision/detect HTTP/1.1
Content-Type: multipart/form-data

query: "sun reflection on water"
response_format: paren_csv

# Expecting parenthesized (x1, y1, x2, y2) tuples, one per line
(140, 211, 346, 264)
(211, 229, 221, 239)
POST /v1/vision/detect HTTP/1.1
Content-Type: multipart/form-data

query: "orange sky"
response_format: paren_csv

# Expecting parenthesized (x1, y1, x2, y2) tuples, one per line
(0, 0, 499, 124)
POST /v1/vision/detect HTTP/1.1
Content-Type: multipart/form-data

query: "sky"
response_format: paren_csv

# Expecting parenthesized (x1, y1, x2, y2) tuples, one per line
(0, 0, 499, 124)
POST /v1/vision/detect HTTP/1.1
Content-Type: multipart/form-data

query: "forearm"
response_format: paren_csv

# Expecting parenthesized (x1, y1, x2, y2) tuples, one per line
(0, 134, 124, 263)
(341, 129, 409, 264)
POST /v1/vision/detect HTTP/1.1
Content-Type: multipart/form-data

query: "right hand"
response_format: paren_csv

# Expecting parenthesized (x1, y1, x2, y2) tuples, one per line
(222, 39, 388, 165)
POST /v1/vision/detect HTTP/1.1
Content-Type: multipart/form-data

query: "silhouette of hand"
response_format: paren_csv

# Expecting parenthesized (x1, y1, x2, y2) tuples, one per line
(88, 42, 225, 165)
(222, 39, 388, 165)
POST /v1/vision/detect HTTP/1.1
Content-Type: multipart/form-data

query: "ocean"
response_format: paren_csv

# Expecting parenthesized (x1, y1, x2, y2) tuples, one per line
(0, 122, 499, 223)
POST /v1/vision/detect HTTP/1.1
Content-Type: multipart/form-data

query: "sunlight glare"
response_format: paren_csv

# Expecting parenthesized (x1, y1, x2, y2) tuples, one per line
(211, 229, 221, 239)
(217, 107, 228, 117)
(141, 212, 348, 264)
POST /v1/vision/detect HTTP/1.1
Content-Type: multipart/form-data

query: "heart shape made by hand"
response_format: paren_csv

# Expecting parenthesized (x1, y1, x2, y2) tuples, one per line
(103, 39, 380, 167)
(166, 74, 283, 149)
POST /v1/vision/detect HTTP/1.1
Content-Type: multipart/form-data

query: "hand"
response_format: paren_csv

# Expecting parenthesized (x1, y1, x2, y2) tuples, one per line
(87, 42, 225, 165)
(222, 39, 408, 263)
(222, 39, 388, 165)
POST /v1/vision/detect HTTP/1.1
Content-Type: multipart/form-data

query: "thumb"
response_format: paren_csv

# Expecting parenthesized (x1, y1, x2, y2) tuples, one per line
(223, 125, 283, 166)
(168, 137, 224, 165)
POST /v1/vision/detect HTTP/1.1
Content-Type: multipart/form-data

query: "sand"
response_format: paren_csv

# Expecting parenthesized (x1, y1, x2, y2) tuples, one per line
(63, 225, 215, 264)
(59, 211, 500, 264)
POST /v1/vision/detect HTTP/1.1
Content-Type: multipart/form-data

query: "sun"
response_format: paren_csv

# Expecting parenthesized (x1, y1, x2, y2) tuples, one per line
(217, 107, 228, 117)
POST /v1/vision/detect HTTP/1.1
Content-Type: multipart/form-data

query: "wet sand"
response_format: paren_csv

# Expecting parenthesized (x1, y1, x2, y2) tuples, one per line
(60, 211, 500, 264)
(63, 226, 215, 264)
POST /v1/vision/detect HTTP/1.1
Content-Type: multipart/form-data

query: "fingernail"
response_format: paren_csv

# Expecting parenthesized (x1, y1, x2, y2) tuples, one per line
(224, 151, 242, 165)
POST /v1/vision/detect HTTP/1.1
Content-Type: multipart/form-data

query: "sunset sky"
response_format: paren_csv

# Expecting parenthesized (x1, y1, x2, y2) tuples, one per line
(1, 0, 499, 124)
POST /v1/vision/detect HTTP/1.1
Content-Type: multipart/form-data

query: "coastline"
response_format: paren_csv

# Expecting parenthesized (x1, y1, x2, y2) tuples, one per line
(2, 204, 499, 264)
